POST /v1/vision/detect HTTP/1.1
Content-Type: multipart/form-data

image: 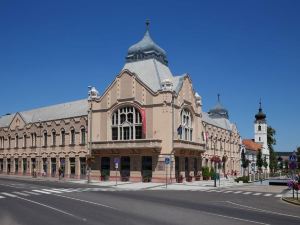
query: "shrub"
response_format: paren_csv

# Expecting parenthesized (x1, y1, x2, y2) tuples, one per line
(235, 176, 249, 183)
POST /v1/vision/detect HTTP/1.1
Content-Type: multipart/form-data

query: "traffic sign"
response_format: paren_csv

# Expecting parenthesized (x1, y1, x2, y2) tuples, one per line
(289, 153, 297, 162)
(165, 157, 170, 165)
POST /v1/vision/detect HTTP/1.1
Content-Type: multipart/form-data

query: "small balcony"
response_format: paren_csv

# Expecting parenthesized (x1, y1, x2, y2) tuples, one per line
(92, 139, 162, 151)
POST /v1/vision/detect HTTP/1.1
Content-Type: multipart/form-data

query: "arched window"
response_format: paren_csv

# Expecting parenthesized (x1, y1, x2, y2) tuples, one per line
(111, 106, 142, 140)
(52, 129, 56, 146)
(23, 133, 27, 148)
(43, 131, 47, 147)
(80, 127, 86, 145)
(180, 109, 193, 141)
(258, 125, 261, 131)
(61, 129, 65, 146)
(15, 134, 19, 148)
(70, 127, 75, 145)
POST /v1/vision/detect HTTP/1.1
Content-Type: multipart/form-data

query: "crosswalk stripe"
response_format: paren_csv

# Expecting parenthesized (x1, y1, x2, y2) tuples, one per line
(0, 196, 5, 199)
(275, 194, 282, 198)
(60, 188, 76, 192)
(233, 191, 242, 194)
(42, 189, 63, 193)
(243, 192, 252, 195)
(224, 191, 233, 193)
(1, 192, 17, 198)
(253, 193, 262, 196)
(32, 190, 51, 194)
(13, 192, 29, 196)
(264, 193, 272, 197)
(23, 191, 40, 195)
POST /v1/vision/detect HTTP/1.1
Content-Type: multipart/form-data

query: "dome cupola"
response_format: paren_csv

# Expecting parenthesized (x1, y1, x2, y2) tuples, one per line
(208, 94, 229, 119)
(255, 100, 266, 122)
(126, 20, 168, 65)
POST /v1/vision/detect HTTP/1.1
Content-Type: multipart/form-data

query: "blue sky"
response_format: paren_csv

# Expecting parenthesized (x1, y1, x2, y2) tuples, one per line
(0, 0, 299, 151)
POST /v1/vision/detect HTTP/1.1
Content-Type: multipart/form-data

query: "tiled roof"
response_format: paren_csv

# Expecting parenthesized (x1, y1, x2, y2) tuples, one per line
(242, 139, 262, 151)
(0, 99, 88, 128)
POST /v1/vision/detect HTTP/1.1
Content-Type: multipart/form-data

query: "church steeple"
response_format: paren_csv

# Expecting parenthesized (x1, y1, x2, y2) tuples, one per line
(126, 20, 168, 65)
(255, 99, 266, 122)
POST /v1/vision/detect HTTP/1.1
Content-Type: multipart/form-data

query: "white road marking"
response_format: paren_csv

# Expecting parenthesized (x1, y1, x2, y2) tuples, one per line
(202, 211, 270, 225)
(224, 191, 233, 193)
(226, 201, 300, 219)
(51, 193, 117, 210)
(32, 190, 51, 194)
(42, 189, 63, 193)
(13, 191, 29, 196)
(233, 191, 242, 194)
(23, 191, 40, 195)
(253, 193, 262, 196)
(0, 196, 5, 199)
(243, 192, 252, 195)
(275, 194, 282, 198)
(1, 192, 17, 198)
(60, 188, 76, 192)
(263, 193, 272, 197)
(14, 196, 87, 222)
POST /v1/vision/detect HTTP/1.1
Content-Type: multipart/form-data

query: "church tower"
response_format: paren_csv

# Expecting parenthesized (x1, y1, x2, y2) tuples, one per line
(254, 100, 269, 170)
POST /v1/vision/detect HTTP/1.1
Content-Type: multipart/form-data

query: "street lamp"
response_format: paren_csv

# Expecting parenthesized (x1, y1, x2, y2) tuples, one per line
(87, 86, 99, 183)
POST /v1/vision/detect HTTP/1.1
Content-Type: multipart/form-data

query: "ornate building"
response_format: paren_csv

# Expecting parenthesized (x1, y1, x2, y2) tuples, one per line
(0, 22, 241, 182)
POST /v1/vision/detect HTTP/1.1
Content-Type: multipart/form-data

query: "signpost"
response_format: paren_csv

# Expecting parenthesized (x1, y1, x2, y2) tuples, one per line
(165, 157, 170, 188)
(114, 158, 119, 186)
(289, 152, 297, 180)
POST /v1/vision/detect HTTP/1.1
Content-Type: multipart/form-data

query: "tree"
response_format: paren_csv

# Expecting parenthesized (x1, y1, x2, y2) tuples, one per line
(267, 126, 277, 172)
(241, 148, 249, 176)
(257, 149, 263, 172)
(297, 146, 300, 169)
(263, 155, 268, 170)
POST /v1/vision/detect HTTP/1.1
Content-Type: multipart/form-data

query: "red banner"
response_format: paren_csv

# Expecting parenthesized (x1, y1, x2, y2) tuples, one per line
(140, 108, 146, 138)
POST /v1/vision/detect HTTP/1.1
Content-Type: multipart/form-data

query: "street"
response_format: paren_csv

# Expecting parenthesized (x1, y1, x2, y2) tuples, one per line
(0, 177, 299, 225)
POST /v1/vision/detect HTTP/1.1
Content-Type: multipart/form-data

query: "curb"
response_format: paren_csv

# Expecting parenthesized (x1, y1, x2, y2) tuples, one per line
(282, 197, 300, 206)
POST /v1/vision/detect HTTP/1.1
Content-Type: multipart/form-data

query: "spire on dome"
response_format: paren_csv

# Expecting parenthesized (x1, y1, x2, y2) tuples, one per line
(255, 99, 266, 122)
(126, 21, 168, 65)
(208, 94, 229, 119)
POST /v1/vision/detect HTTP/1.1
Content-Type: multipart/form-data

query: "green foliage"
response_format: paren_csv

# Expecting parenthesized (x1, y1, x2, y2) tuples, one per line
(263, 155, 268, 169)
(267, 126, 277, 172)
(201, 167, 210, 179)
(235, 176, 249, 183)
(257, 149, 263, 171)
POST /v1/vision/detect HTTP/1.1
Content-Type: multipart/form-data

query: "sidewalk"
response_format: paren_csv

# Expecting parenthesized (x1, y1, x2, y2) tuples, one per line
(0, 174, 246, 191)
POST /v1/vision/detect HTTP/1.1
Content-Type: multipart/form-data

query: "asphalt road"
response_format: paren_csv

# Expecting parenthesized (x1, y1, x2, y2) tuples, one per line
(0, 177, 299, 225)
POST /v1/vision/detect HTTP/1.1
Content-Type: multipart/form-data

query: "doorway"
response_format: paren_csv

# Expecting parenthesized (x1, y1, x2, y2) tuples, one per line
(101, 157, 110, 181)
(120, 156, 130, 181)
(142, 156, 152, 182)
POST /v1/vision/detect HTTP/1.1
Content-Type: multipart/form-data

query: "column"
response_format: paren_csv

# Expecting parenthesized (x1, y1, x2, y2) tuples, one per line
(65, 156, 70, 178)
(75, 156, 80, 179)
(3, 158, 7, 173)
(47, 157, 51, 177)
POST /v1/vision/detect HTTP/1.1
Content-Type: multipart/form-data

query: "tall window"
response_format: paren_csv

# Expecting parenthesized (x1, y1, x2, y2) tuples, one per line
(15, 134, 19, 148)
(111, 106, 142, 140)
(31, 133, 37, 147)
(43, 131, 47, 147)
(0, 136, 4, 148)
(23, 134, 27, 148)
(52, 130, 56, 146)
(8, 136, 11, 149)
(180, 109, 193, 141)
(61, 129, 65, 146)
(70, 128, 75, 145)
(258, 125, 261, 131)
(81, 127, 86, 145)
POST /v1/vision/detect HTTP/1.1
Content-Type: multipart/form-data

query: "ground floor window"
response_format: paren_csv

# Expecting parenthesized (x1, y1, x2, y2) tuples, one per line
(142, 156, 152, 182)
(70, 158, 75, 178)
(80, 157, 86, 179)
(23, 159, 27, 175)
(15, 158, 18, 174)
(51, 158, 56, 177)
(0, 159, 3, 173)
(101, 157, 110, 181)
(121, 156, 130, 181)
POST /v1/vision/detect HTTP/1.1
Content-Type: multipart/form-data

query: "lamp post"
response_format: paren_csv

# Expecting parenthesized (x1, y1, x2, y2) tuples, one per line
(87, 86, 99, 183)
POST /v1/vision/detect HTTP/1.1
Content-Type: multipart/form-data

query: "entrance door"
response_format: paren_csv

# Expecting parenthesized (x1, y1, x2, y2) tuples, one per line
(51, 158, 56, 177)
(70, 158, 75, 178)
(101, 157, 110, 181)
(194, 158, 198, 176)
(43, 158, 47, 176)
(80, 157, 86, 179)
(15, 159, 18, 174)
(185, 157, 189, 178)
(23, 159, 27, 175)
(0, 159, 3, 173)
(120, 156, 130, 181)
(7, 159, 11, 174)
(142, 156, 152, 182)
(175, 156, 179, 179)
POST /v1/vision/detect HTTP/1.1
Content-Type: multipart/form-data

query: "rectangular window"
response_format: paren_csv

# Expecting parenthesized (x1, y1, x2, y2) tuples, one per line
(44, 133, 47, 147)
(190, 130, 193, 141)
(135, 126, 142, 139)
(52, 132, 56, 146)
(81, 129, 86, 144)
(70, 130, 75, 145)
(61, 131, 65, 146)
(15, 136, 18, 148)
(112, 127, 118, 140)
(23, 135, 27, 148)
(123, 127, 130, 140)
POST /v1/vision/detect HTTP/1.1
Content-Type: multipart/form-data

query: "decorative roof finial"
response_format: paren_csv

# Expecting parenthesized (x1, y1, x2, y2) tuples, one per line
(217, 93, 220, 102)
(146, 19, 150, 31)
(259, 98, 262, 109)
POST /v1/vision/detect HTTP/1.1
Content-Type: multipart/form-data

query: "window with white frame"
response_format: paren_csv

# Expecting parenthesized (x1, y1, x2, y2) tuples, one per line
(180, 109, 193, 141)
(80, 127, 86, 145)
(111, 106, 143, 140)
(70, 128, 75, 145)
